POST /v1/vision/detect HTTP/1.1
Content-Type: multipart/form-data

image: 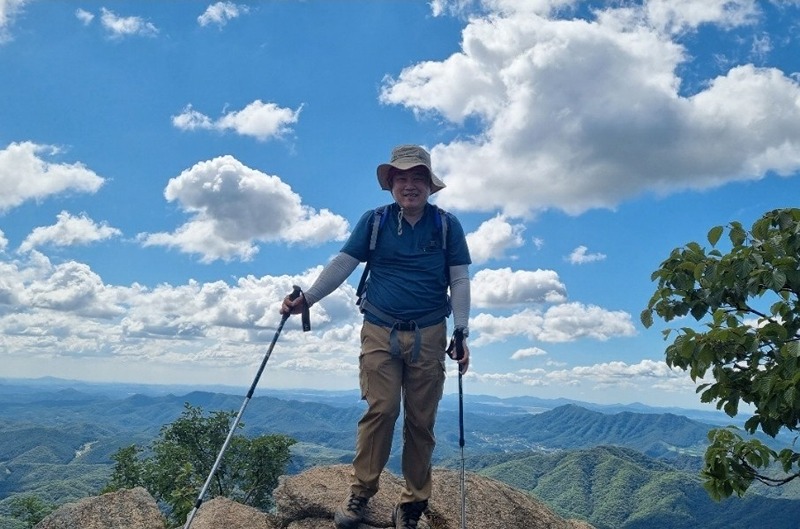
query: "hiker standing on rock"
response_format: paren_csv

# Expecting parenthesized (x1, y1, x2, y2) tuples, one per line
(281, 144, 471, 529)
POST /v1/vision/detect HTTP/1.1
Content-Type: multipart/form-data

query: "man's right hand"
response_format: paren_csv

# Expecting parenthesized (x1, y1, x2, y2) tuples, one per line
(280, 293, 307, 315)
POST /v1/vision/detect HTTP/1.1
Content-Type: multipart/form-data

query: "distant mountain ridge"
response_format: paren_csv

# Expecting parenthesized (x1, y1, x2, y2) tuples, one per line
(1, 377, 798, 529)
(496, 403, 710, 457)
(0, 375, 738, 418)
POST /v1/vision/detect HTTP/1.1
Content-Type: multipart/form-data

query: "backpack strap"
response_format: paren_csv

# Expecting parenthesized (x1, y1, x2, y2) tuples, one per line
(356, 205, 388, 304)
(435, 207, 450, 285)
(369, 206, 387, 251)
(438, 207, 448, 251)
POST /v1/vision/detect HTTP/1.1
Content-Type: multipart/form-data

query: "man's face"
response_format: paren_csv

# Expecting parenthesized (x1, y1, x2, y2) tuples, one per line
(390, 168, 431, 212)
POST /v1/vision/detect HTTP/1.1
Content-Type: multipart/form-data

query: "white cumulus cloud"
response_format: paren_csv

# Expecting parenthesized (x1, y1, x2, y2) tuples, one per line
(0, 142, 105, 213)
(172, 100, 302, 142)
(138, 155, 349, 262)
(642, 0, 759, 34)
(567, 245, 606, 265)
(471, 302, 635, 346)
(510, 346, 547, 360)
(381, 1, 800, 217)
(75, 8, 94, 25)
(0, 0, 28, 43)
(99, 8, 158, 38)
(19, 211, 121, 253)
(471, 358, 693, 395)
(198, 2, 249, 27)
(466, 214, 525, 264)
(472, 267, 567, 308)
(0, 249, 364, 381)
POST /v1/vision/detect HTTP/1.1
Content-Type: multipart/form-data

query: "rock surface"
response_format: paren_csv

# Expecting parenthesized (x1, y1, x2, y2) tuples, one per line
(34, 487, 164, 529)
(35, 465, 595, 529)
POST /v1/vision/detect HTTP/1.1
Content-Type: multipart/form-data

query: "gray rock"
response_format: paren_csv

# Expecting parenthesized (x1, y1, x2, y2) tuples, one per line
(189, 496, 278, 529)
(35, 465, 595, 529)
(271, 464, 594, 529)
(34, 487, 164, 529)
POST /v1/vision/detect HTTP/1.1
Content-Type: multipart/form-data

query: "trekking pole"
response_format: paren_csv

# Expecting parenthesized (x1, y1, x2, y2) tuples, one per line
(458, 364, 467, 529)
(183, 285, 308, 529)
(447, 328, 467, 529)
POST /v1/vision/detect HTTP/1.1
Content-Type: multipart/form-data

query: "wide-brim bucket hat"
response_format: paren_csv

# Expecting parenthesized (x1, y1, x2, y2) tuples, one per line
(376, 144, 446, 194)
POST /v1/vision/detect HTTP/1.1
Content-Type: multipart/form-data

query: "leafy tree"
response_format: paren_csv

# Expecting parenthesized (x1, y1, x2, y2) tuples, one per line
(642, 207, 800, 500)
(8, 495, 54, 528)
(105, 403, 295, 525)
(102, 444, 144, 493)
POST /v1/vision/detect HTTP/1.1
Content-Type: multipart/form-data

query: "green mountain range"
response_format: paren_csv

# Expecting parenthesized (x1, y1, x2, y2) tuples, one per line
(1, 378, 798, 529)
(478, 445, 799, 529)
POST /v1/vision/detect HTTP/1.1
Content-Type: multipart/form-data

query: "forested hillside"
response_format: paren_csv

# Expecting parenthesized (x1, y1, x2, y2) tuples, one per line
(1, 378, 797, 529)
(478, 445, 800, 529)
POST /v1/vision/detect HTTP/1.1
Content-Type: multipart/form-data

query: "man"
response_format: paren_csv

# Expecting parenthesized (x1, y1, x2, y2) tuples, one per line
(281, 144, 471, 529)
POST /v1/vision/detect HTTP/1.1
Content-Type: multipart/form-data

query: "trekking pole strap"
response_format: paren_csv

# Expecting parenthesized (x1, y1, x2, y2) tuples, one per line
(447, 328, 466, 361)
(296, 288, 312, 332)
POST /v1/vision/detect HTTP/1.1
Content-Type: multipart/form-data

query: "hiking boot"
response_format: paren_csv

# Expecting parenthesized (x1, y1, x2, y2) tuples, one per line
(334, 492, 369, 529)
(392, 500, 428, 529)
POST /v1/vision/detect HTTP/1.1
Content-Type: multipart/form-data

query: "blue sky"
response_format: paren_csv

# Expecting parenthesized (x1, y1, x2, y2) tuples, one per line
(1, 0, 799, 410)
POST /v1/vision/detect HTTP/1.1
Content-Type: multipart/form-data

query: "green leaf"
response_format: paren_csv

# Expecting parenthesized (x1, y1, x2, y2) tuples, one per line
(771, 269, 787, 291)
(729, 223, 746, 247)
(640, 309, 653, 328)
(751, 217, 771, 241)
(690, 302, 708, 321)
(694, 262, 707, 280)
(708, 226, 724, 246)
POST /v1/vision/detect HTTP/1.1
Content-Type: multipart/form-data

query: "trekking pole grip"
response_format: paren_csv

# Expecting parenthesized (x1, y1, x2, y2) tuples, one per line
(286, 284, 311, 332)
(288, 285, 302, 301)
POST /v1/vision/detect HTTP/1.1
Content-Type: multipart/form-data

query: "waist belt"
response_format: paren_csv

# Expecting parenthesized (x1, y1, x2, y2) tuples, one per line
(359, 298, 449, 363)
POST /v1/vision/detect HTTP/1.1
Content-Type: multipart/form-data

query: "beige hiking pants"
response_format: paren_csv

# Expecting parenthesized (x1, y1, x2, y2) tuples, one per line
(350, 320, 447, 503)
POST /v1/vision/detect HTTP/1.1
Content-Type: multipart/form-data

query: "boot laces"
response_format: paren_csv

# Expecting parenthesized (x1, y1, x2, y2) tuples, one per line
(346, 494, 367, 514)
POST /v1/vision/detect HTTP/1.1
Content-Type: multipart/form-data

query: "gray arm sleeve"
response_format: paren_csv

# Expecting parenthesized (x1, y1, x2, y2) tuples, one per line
(449, 264, 471, 330)
(303, 252, 360, 306)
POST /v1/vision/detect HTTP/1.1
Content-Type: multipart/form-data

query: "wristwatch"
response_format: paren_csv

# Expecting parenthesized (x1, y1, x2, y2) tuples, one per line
(456, 327, 469, 338)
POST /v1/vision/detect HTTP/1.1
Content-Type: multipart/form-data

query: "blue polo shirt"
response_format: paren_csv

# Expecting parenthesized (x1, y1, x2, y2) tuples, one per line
(342, 202, 471, 323)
